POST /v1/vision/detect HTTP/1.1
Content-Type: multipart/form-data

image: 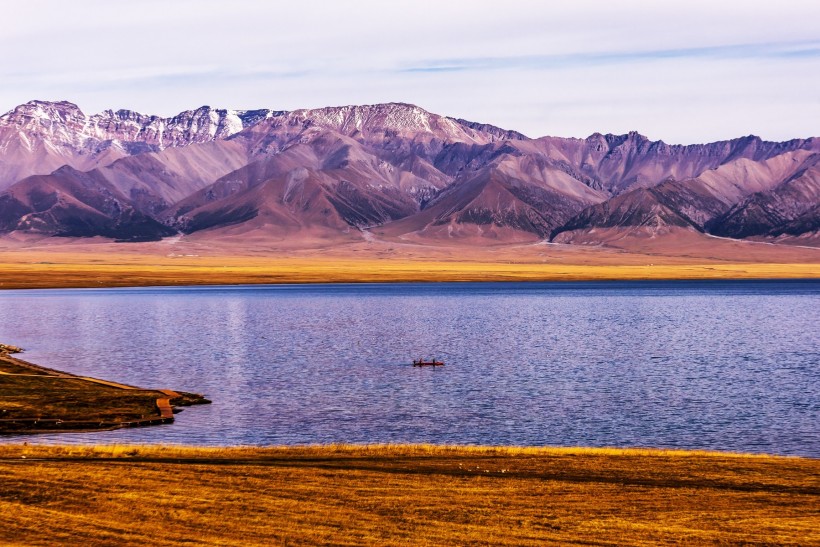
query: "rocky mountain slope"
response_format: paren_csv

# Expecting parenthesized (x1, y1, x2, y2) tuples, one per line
(0, 100, 817, 245)
(552, 149, 820, 242)
(0, 100, 276, 192)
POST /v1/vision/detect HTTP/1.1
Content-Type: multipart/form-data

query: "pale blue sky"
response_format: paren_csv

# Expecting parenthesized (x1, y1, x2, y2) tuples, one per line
(2, 0, 819, 143)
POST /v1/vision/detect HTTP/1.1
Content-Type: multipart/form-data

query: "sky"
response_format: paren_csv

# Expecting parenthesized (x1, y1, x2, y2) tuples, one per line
(2, 0, 819, 143)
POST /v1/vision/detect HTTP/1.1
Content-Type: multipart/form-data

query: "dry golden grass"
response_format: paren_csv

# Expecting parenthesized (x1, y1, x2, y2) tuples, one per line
(0, 235, 818, 289)
(0, 353, 205, 432)
(0, 255, 817, 289)
(0, 444, 817, 545)
(0, 373, 164, 422)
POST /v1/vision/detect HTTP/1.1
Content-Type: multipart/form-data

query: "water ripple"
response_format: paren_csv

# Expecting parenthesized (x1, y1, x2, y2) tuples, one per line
(0, 280, 818, 455)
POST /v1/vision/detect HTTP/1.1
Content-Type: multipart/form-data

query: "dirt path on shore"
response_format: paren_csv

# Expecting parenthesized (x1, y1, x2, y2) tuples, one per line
(78, 377, 140, 389)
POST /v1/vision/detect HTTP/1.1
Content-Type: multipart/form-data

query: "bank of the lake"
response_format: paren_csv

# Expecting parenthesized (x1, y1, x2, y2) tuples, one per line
(0, 345, 209, 433)
(0, 258, 818, 289)
(0, 444, 817, 545)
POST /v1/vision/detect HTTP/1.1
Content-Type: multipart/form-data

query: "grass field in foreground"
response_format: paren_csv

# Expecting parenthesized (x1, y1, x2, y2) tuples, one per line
(0, 444, 817, 545)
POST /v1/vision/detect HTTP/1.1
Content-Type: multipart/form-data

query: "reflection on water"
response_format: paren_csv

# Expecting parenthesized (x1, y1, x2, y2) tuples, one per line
(0, 281, 818, 456)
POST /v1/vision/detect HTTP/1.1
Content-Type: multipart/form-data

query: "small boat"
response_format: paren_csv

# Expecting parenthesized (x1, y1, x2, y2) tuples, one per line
(412, 359, 444, 367)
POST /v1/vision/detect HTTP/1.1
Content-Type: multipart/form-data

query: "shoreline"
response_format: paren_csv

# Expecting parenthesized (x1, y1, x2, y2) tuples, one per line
(1, 276, 819, 293)
(1, 444, 817, 544)
(2, 343, 818, 543)
(0, 260, 818, 290)
(0, 238, 818, 289)
(1, 442, 812, 462)
(0, 344, 210, 434)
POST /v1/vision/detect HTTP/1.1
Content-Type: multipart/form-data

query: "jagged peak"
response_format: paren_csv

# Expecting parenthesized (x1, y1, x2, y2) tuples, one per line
(2, 99, 86, 121)
(584, 131, 810, 151)
(0, 101, 281, 153)
(602, 131, 650, 145)
(287, 102, 444, 133)
(449, 118, 528, 141)
(580, 131, 811, 159)
(1, 100, 274, 126)
(278, 102, 531, 145)
(2, 99, 816, 157)
(17, 99, 83, 110)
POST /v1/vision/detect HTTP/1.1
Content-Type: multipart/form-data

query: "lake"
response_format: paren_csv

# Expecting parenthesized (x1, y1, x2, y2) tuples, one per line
(1, 281, 818, 456)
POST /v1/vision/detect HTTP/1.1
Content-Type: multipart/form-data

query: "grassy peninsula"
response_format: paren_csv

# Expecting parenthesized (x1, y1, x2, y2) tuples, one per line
(0, 345, 208, 433)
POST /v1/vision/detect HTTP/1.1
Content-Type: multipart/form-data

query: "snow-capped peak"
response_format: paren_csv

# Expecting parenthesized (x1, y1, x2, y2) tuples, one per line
(0, 100, 276, 153)
(277, 102, 509, 144)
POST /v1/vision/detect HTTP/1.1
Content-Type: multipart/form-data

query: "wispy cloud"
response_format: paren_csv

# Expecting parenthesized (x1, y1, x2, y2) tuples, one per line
(3, 65, 314, 93)
(2, 1, 818, 143)
(401, 40, 820, 73)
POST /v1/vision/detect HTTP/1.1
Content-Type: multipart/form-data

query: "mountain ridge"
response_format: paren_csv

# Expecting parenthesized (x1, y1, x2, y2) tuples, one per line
(0, 99, 817, 246)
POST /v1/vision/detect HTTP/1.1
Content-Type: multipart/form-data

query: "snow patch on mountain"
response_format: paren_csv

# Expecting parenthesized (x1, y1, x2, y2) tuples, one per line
(280, 103, 510, 144)
(0, 100, 276, 153)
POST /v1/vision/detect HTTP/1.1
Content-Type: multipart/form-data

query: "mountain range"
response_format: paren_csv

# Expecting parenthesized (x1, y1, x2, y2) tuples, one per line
(0, 99, 817, 246)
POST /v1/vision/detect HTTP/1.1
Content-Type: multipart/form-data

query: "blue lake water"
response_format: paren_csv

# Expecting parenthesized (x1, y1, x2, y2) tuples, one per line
(0, 281, 818, 456)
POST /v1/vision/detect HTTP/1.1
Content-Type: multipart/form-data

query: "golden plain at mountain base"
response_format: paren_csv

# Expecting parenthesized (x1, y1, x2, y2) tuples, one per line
(0, 253, 818, 290)
(1, 230, 818, 289)
(0, 260, 818, 289)
(0, 444, 817, 546)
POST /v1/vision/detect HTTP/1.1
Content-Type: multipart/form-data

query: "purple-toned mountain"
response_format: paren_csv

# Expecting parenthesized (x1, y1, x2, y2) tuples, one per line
(0, 100, 817, 246)
(0, 166, 175, 241)
(708, 154, 820, 239)
(553, 149, 820, 243)
(531, 132, 816, 194)
(0, 100, 277, 191)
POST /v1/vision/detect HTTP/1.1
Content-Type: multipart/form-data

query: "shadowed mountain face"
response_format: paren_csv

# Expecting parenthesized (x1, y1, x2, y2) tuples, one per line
(378, 154, 607, 241)
(552, 149, 820, 243)
(0, 166, 175, 241)
(0, 100, 818, 246)
(163, 136, 421, 237)
(707, 155, 820, 239)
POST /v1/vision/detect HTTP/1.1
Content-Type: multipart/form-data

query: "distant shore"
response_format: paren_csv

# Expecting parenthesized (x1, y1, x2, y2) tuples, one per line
(0, 234, 818, 289)
(0, 256, 818, 290)
(0, 344, 209, 433)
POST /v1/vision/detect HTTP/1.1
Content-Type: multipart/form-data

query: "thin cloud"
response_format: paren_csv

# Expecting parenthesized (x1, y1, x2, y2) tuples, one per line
(4, 66, 315, 92)
(401, 40, 820, 73)
(1, 1, 818, 142)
